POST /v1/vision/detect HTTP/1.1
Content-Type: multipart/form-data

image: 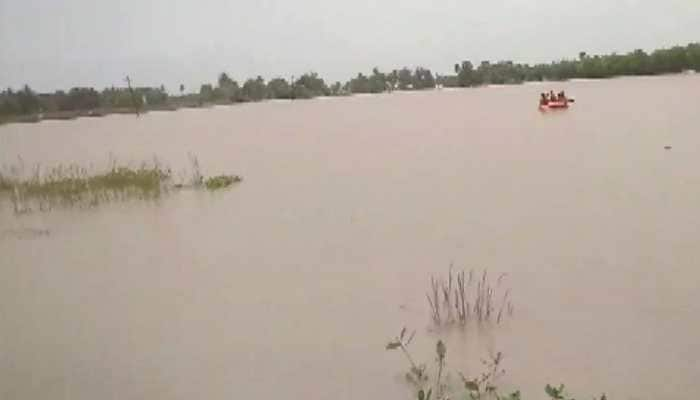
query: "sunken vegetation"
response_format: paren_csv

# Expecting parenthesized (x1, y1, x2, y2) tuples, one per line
(387, 328, 608, 400)
(0, 157, 241, 214)
(204, 175, 242, 190)
(427, 268, 513, 327)
(2, 42, 699, 123)
(386, 268, 607, 400)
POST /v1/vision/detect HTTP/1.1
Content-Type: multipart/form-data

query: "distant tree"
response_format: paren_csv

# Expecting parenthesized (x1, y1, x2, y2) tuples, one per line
(141, 87, 168, 106)
(348, 73, 370, 93)
(267, 77, 292, 99)
(397, 68, 412, 90)
(368, 67, 387, 93)
(412, 67, 435, 89)
(386, 70, 398, 90)
(15, 85, 42, 114)
(217, 72, 240, 101)
(293, 72, 329, 98)
(241, 76, 267, 101)
(179, 84, 185, 95)
(329, 81, 343, 96)
(457, 61, 474, 86)
(199, 84, 215, 101)
(65, 87, 100, 110)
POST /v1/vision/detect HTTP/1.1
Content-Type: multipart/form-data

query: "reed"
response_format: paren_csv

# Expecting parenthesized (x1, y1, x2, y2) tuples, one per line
(426, 267, 513, 327)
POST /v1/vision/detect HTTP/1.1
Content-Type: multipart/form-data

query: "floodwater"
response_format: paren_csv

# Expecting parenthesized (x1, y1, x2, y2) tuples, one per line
(2, 75, 700, 400)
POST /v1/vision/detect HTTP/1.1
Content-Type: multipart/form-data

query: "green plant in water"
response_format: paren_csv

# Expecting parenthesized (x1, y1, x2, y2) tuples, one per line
(544, 384, 607, 400)
(417, 388, 432, 400)
(0, 173, 12, 191)
(387, 329, 609, 400)
(435, 340, 446, 398)
(460, 351, 509, 400)
(427, 267, 513, 327)
(204, 174, 242, 190)
(386, 327, 428, 386)
(1, 156, 243, 215)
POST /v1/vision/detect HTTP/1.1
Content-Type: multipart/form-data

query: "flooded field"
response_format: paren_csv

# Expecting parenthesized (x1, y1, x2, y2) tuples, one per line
(2, 74, 700, 400)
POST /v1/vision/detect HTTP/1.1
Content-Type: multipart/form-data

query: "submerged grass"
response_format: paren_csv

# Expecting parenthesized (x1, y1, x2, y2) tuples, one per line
(427, 266, 513, 327)
(204, 174, 242, 190)
(387, 329, 608, 400)
(0, 156, 242, 214)
(18, 165, 167, 198)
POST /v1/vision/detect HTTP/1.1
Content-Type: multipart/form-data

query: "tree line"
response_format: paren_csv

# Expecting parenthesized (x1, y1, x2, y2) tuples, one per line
(0, 86, 169, 118)
(2, 42, 699, 120)
(445, 43, 700, 87)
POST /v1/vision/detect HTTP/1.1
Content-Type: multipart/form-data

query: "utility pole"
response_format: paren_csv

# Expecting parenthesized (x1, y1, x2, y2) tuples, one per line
(125, 75, 140, 116)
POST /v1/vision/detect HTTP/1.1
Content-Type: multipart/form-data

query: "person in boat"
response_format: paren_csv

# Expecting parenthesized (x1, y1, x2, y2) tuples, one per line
(558, 91, 568, 103)
(549, 90, 557, 102)
(540, 93, 548, 106)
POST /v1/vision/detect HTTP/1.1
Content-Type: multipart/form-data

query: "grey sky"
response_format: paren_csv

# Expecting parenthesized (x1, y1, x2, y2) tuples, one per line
(1, 0, 699, 93)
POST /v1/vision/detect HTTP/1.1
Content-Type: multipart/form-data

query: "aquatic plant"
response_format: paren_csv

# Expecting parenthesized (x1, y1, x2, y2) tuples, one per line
(427, 267, 513, 327)
(0, 172, 13, 191)
(387, 330, 607, 400)
(204, 175, 242, 190)
(386, 327, 428, 386)
(460, 351, 507, 400)
(387, 329, 517, 400)
(545, 384, 606, 400)
(0, 156, 243, 214)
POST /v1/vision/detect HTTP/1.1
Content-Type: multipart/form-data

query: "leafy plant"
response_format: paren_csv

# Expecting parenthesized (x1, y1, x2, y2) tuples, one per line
(386, 327, 428, 386)
(545, 384, 607, 400)
(460, 351, 506, 400)
(204, 174, 242, 190)
(417, 388, 432, 400)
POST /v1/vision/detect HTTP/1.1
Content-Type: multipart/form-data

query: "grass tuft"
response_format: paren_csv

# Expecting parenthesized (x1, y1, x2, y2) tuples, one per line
(0, 157, 242, 214)
(427, 266, 513, 327)
(204, 175, 242, 190)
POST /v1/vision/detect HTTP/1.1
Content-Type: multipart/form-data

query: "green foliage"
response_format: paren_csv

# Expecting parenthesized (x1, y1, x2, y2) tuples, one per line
(545, 384, 567, 399)
(293, 73, 330, 98)
(442, 42, 700, 87)
(101, 87, 144, 109)
(2, 157, 242, 214)
(204, 175, 242, 190)
(544, 384, 607, 400)
(0, 173, 12, 191)
(346, 66, 436, 93)
(0, 86, 41, 116)
(267, 78, 293, 99)
(460, 351, 505, 400)
(412, 67, 436, 89)
(497, 391, 521, 400)
(140, 86, 168, 106)
(417, 388, 432, 400)
(329, 81, 345, 96)
(387, 330, 612, 400)
(386, 327, 427, 386)
(241, 77, 268, 102)
(199, 84, 216, 102)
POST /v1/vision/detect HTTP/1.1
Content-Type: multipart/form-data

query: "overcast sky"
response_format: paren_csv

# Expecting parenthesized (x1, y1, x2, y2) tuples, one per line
(1, 0, 699, 93)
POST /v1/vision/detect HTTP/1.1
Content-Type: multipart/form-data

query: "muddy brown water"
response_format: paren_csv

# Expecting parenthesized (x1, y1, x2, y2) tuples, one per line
(2, 75, 700, 400)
